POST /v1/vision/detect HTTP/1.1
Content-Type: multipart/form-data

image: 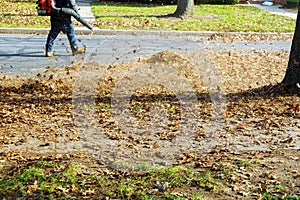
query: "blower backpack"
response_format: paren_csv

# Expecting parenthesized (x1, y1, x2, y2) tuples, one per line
(36, 0, 52, 16)
(36, 0, 93, 31)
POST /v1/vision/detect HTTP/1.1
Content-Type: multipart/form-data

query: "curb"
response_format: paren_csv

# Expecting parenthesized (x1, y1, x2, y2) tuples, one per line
(0, 28, 295, 37)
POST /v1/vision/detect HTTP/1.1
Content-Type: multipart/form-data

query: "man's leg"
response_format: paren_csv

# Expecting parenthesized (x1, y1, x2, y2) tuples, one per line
(65, 22, 86, 56)
(45, 21, 61, 57)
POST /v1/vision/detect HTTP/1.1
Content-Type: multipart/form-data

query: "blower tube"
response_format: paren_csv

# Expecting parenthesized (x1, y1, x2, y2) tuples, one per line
(51, 6, 93, 31)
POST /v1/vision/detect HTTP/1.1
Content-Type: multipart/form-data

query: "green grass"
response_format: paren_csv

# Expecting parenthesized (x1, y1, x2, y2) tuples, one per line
(0, 0, 296, 32)
(92, 3, 296, 32)
(0, 158, 298, 199)
(0, 161, 81, 197)
(0, 161, 216, 199)
(0, 0, 49, 28)
(231, 157, 254, 168)
(263, 192, 300, 200)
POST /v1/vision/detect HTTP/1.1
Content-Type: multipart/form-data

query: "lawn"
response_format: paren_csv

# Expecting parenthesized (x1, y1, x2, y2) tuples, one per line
(91, 2, 296, 32)
(0, 0, 49, 28)
(0, 0, 296, 32)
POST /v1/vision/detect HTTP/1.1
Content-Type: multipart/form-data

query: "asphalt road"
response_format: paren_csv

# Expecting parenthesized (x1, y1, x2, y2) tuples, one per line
(0, 33, 293, 76)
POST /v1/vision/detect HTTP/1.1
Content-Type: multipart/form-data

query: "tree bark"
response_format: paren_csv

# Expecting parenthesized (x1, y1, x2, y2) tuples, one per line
(282, 4, 300, 86)
(173, 0, 194, 17)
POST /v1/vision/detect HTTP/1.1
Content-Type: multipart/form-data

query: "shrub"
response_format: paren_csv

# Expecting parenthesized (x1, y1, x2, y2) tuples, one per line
(96, 0, 240, 5)
(195, 0, 240, 4)
(285, 0, 298, 8)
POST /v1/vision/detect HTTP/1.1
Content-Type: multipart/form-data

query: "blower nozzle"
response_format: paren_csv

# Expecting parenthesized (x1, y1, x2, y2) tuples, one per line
(51, 7, 93, 31)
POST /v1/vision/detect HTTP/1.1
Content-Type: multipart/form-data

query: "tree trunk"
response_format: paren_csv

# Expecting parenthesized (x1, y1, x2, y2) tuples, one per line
(173, 0, 194, 17)
(282, 4, 300, 86)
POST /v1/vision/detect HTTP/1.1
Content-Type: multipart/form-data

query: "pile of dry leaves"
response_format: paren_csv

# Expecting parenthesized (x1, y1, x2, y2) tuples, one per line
(0, 34, 299, 199)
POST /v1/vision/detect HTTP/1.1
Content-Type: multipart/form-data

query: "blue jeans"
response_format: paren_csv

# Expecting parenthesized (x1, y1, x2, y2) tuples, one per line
(46, 19, 78, 52)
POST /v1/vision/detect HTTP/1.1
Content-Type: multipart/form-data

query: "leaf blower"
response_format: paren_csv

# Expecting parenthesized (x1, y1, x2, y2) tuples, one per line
(36, 0, 93, 31)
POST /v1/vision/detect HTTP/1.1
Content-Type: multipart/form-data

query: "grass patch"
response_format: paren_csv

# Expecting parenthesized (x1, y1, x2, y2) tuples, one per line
(231, 157, 254, 168)
(0, 161, 82, 197)
(0, 0, 49, 28)
(263, 192, 300, 200)
(92, 3, 296, 32)
(0, 0, 295, 32)
(0, 161, 220, 199)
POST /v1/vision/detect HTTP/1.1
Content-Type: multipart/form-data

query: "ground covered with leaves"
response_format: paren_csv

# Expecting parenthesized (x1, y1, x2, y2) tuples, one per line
(0, 0, 49, 28)
(0, 34, 300, 199)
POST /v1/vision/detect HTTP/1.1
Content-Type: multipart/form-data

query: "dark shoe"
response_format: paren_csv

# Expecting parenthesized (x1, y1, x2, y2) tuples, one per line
(72, 47, 86, 56)
(45, 51, 55, 57)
